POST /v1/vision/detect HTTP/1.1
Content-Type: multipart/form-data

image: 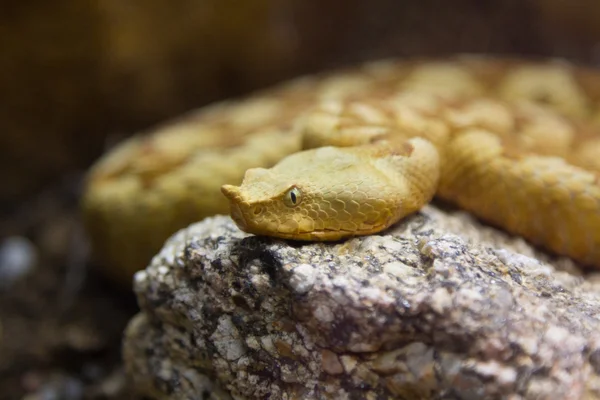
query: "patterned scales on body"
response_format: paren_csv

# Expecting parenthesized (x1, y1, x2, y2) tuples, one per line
(82, 56, 600, 282)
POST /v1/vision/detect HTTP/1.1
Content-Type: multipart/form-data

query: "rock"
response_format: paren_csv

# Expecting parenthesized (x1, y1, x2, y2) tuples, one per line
(123, 205, 600, 399)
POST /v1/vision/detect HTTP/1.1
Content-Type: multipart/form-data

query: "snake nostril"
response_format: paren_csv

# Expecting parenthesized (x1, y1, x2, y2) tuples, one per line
(253, 206, 263, 215)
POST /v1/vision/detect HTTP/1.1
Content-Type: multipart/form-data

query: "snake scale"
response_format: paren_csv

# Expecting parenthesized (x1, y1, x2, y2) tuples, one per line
(82, 55, 600, 283)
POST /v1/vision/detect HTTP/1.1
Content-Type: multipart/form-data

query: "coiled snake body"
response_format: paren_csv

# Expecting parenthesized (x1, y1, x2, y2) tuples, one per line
(82, 56, 600, 283)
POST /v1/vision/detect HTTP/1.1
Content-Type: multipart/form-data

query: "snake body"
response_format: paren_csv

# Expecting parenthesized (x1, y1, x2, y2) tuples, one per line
(82, 56, 600, 282)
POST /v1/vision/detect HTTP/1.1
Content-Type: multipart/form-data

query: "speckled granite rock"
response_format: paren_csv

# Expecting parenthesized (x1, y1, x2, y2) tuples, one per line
(123, 205, 600, 400)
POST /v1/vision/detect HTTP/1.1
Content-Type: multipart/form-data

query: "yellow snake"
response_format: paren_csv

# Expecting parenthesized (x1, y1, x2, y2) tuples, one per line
(82, 55, 600, 283)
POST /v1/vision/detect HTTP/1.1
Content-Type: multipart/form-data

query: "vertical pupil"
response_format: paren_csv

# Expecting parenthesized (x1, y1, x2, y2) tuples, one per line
(290, 191, 296, 203)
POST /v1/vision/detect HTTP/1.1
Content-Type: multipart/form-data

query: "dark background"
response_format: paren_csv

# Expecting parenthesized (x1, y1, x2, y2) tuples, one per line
(1, 1, 600, 398)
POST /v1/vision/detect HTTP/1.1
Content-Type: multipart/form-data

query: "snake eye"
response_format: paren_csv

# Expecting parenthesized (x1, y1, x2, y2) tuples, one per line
(283, 186, 302, 207)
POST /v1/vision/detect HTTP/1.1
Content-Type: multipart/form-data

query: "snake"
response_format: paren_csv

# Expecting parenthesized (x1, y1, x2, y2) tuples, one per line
(81, 55, 600, 284)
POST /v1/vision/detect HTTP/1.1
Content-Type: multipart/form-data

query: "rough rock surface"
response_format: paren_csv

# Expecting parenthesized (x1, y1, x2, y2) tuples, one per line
(123, 205, 600, 399)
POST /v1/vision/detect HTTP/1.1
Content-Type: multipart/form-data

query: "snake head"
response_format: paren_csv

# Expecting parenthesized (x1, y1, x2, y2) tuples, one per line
(221, 140, 438, 241)
(221, 166, 317, 239)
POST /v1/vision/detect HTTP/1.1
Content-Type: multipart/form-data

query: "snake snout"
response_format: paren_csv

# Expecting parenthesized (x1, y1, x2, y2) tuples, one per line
(221, 184, 242, 201)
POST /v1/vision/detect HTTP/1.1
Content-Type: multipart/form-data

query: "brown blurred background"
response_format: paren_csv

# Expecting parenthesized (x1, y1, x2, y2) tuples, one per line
(2, 0, 600, 398)
(3, 0, 600, 208)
